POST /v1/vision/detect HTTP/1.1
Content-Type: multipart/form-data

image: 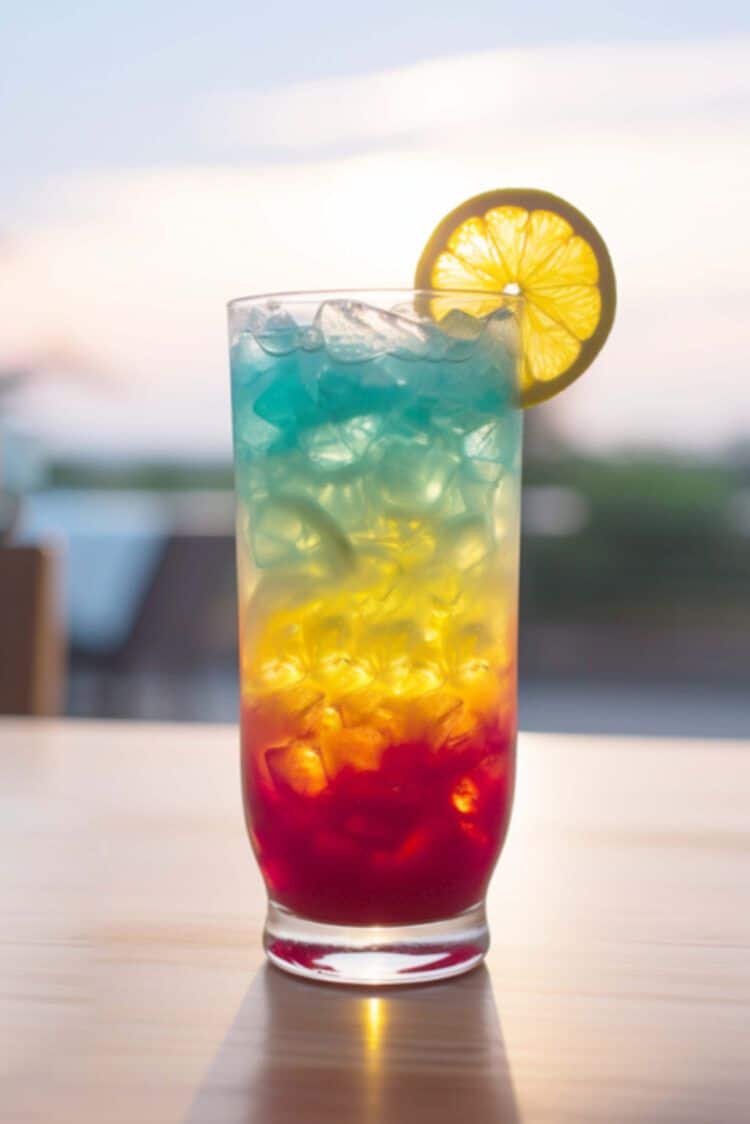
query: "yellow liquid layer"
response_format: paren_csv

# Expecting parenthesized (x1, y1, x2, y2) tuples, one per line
(238, 508, 518, 793)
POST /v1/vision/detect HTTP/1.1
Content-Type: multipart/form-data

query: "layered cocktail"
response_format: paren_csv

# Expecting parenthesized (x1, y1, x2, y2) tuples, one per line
(230, 292, 521, 981)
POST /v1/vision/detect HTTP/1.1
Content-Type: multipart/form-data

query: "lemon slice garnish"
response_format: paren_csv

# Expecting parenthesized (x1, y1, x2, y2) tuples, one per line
(415, 188, 616, 406)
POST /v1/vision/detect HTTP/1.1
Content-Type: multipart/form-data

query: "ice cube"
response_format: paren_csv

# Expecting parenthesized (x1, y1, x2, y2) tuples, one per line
(425, 567, 465, 619)
(392, 662, 443, 698)
(366, 620, 420, 672)
(277, 682, 326, 722)
(300, 325, 324, 351)
(385, 518, 438, 571)
(316, 300, 435, 362)
(243, 570, 317, 634)
(492, 476, 521, 543)
(320, 724, 386, 776)
(364, 620, 442, 697)
(245, 606, 309, 680)
(447, 620, 495, 668)
(269, 683, 325, 727)
(250, 495, 355, 574)
(306, 703, 343, 738)
(233, 407, 280, 458)
(438, 514, 495, 572)
(371, 435, 459, 514)
(300, 414, 381, 470)
(301, 423, 357, 469)
(431, 701, 478, 753)
(301, 612, 369, 693)
(454, 663, 501, 720)
(397, 686, 460, 742)
(266, 741, 328, 796)
(411, 686, 461, 726)
(230, 330, 278, 381)
(481, 306, 520, 367)
(397, 402, 437, 437)
(463, 415, 521, 484)
(317, 364, 403, 422)
(434, 472, 470, 519)
(469, 458, 504, 486)
(464, 419, 507, 463)
(303, 613, 350, 664)
(339, 414, 382, 457)
(315, 474, 371, 533)
(444, 622, 504, 714)
(438, 309, 484, 340)
(250, 681, 325, 747)
(451, 776, 480, 815)
(430, 390, 503, 440)
(243, 302, 300, 355)
(338, 683, 386, 727)
(317, 656, 373, 698)
(468, 366, 515, 421)
(458, 466, 495, 516)
(253, 371, 322, 435)
(344, 547, 402, 624)
(391, 302, 488, 362)
(418, 353, 510, 436)
(259, 447, 324, 503)
(435, 309, 486, 362)
(370, 702, 409, 744)
(338, 689, 408, 746)
(251, 655, 306, 693)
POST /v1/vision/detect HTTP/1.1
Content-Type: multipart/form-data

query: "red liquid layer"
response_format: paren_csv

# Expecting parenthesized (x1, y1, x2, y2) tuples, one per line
(241, 704, 515, 926)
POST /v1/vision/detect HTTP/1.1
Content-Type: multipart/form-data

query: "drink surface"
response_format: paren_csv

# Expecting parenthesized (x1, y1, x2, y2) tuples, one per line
(231, 297, 521, 925)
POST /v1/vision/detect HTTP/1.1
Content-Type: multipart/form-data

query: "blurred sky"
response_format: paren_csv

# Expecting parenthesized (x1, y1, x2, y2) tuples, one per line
(2, 2, 750, 458)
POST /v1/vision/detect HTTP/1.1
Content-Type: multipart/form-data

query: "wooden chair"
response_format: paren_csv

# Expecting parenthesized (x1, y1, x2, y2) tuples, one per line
(0, 544, 65, 716)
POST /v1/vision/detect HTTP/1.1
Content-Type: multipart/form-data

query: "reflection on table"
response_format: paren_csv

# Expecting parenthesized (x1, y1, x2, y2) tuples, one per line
(187, 964, 519, 1124)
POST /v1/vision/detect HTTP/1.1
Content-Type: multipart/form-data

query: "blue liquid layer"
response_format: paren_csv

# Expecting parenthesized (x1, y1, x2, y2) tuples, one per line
(230, 306, 520, 572)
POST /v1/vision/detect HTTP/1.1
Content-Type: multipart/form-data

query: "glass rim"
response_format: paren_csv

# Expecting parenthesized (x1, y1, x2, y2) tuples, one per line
(227, 287, 524, 312)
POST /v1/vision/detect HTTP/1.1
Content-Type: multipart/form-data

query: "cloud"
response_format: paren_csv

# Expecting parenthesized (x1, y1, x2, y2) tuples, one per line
(2, 37, 750, 456)
(197, 38, 750, 153)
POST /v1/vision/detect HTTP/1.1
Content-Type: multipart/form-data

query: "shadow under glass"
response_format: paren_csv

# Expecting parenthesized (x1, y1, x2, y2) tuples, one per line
(187, 964, 519, 1124)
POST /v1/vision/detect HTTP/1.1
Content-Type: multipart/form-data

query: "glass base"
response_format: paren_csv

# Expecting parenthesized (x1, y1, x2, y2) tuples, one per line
(264, 900, 489, 986)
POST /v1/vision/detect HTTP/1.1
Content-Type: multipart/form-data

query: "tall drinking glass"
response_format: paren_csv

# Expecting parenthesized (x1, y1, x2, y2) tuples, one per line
(228, 290, 522, 985)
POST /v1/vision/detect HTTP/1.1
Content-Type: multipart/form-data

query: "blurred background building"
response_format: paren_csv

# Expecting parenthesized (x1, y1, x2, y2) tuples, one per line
(2, 3, 749, 735)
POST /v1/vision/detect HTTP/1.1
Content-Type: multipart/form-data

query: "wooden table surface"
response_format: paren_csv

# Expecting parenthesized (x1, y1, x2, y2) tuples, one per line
(2, 719, 749, 1123)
